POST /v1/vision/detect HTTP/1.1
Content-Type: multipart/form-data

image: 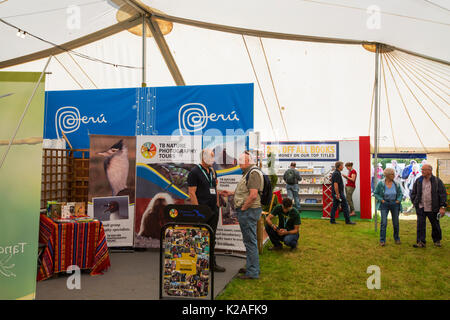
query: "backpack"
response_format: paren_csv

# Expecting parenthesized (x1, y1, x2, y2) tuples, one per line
(246, 167, 273, 206)
(401, 164, 412, 179)
(285, 169, 297, 185)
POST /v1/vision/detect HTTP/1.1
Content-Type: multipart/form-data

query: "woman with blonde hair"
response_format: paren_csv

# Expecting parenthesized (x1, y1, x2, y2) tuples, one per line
(374, 168, 403, 246)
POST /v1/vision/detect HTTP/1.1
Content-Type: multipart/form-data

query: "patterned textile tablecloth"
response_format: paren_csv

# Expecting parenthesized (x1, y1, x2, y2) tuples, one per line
(38, 214, 110, 281)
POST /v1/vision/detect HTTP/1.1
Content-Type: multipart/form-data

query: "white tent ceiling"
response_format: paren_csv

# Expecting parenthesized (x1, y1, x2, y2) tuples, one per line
(1, 0, 449, 153)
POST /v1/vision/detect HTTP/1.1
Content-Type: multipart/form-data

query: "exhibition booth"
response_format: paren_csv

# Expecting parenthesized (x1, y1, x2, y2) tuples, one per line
(261, 139, 372, 220)
(1, 79, 258, 299)
(0, 76, 375, 299)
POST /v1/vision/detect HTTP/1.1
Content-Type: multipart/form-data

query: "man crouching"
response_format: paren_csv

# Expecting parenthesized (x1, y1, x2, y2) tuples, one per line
(265, 198, 301, 251)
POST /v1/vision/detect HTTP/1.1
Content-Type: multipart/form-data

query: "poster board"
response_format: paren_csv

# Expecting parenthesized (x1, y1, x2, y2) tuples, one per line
(216, 175, 246, 252)
(87, 134, 136, 247)
(134, 83, 254, 249)
(135, 135, 202, 248)
(160, 205, 214, 300)
(160, 224, 214, 300)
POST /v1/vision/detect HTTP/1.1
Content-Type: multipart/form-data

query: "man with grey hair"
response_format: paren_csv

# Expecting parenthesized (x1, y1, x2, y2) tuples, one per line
(330, 161, 356, 225)
(221, 151, 263, 279)
(410, 164, 447, 248)
(187, 148, 226, 272)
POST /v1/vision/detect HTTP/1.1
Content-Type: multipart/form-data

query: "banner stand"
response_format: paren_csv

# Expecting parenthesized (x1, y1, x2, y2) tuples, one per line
(160, 222, 214, 300)
(159, 204, 215, 300)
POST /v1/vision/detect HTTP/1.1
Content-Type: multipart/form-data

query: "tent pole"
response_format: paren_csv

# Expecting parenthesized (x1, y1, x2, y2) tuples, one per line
(373, 43, 381, 232)
(142, 15, 147, 87)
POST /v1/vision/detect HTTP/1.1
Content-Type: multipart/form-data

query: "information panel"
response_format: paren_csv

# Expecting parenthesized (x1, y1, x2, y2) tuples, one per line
(160, 223, 213, 300)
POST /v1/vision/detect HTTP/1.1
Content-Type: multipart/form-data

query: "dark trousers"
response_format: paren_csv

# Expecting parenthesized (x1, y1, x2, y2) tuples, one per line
(330, 193, 350, 223)
(265, 225, 299, 248)
(416, 207, 442, 244)
(206, 206, 219, 266)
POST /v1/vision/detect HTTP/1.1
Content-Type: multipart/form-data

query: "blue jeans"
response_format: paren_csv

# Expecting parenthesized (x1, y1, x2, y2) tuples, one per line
(237, 207, 262, 279)
(380, 200, 400, 243)
(286, 184, 301, 210)
(265, 225, 299, 248)
(330, 193, 350, 223)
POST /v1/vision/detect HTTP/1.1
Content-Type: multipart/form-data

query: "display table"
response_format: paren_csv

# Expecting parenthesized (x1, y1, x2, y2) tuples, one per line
(37, 214, 111, 281)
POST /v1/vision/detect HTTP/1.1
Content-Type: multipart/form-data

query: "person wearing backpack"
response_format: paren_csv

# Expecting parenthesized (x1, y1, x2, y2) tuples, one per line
(221, 151, 265, 279)
(283, 162, 302, 210)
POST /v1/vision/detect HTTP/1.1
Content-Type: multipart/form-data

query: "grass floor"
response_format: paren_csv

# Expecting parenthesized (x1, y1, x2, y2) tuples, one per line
(300, 210, 364, 221)
(216, 217, 450, 300)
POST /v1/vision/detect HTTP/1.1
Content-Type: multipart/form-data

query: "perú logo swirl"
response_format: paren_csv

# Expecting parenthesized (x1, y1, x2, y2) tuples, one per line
(178, 103, 239, 134)
(55, 106, 107, 139)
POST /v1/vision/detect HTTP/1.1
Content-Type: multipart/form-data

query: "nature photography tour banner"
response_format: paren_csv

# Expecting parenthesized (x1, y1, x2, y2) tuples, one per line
(0, 72, 45, 300)
(135, 135, 202, 248)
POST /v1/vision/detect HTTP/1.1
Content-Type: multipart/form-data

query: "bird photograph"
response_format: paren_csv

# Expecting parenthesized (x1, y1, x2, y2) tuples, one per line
(88, 135, 136, 203)
(138, 192, 174, 239)
(93, 197, 129, 222)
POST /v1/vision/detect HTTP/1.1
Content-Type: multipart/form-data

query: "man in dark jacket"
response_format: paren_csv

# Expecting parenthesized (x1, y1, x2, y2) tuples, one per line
(410, 164, 447, 248)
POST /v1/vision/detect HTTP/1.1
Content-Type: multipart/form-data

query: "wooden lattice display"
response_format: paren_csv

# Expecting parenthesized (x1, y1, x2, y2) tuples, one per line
(41, 149, 89, 209)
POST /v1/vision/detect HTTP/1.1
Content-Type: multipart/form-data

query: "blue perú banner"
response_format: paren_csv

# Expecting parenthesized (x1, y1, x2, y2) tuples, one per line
(44, 88, 138, 149)
(136, 83, 254, 136)
(44, 84, 253, 149)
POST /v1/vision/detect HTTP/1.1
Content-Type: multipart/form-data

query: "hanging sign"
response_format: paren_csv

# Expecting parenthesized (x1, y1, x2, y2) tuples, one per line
(264, 141, 339, 161)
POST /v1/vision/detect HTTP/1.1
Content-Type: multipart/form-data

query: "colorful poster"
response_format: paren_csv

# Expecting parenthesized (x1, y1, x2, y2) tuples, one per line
(87, 134, 136, 247)
(135, 135, 202, 248)
(263, 141, 339, 161)
(134, 83, 254, 250)
(161, 225, 212, 299)
(0, 72, 45, 300)
(216, 175, 246, 252)
(203, 135, 247, 252)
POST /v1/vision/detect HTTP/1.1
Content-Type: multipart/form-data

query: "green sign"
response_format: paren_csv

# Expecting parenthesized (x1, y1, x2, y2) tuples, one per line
(0, 72, 45, 300)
